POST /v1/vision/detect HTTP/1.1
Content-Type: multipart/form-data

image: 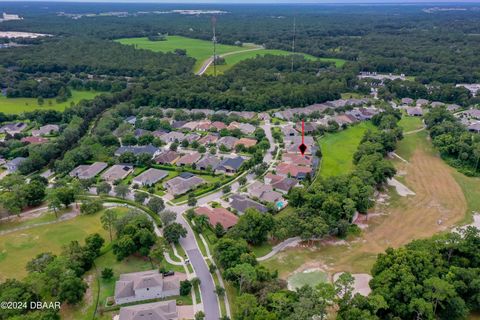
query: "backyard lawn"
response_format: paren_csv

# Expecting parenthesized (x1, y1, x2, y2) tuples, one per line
(398, 115, 424, 132)
(0, 207, 128, 281)
(319, 121, 376, 178)
(0, 90, 102, 114)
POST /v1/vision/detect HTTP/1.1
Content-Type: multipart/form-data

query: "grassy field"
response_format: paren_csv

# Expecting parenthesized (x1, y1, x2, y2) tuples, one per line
(398, 116, 424, 133)
(263, 130, 469, 281)
(204, 49, 345, 75)
(116, 36, 253, 72)
(0, 90, 101, 114)
(319, 122, 376, 178)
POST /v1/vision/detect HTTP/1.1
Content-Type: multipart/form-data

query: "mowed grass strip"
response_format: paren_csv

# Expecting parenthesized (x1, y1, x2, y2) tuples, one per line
(116, 35, 253, 72)
(0, 90, 101, 114)
(319, 121, 376, 177)
(205, 49, 345, 75)
(0, 208, 127, 281)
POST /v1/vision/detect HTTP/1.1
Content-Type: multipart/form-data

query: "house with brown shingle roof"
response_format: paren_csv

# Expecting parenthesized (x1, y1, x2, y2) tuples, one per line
(234, 138, 257, 149)
(118, 300, 177, 320)
(176, 152, 201, 166)
(194, 206, 238, 229)
(276, 163, 312, 180)
(211, 121, 227, 130)
(21, 136, 48, 144)
(282, 153, 313, 167)
(198, 133, 219, 146)
(154, 150, 180, 165)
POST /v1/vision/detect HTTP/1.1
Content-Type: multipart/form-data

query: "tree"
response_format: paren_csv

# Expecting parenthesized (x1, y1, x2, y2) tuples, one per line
(194, 311, 205, 320)
(222, 185, 231, 194)
(22, 180, 46, 207)
(230, 209, 274, 245)
(147, 197, 165, 213)
(101, 209, 118, 242)
(1, 192, 25, 215)
(96, 182, 111, 195)
(80, 199, 103, 215)
(170, 142, 178, 151)
(46, 191, 62, 217)
(159, 210, 177, 226)
(214, 238, 250, 269)
(187, 193, 197, 207)
(84, 233, 104, 257)
(180, 280, 192, 296)
(194, 214, 210, 233)
(224, 263, 257, 293)
(191, 277, 201, 288)
(163, 222, 187, 244)
(112, 235, 136, 260)
(58, 276, 87, 304)
(134, 191, 148, 204)
(214, 222, 226, 238)
(215, 285, 225, 297)
(101, 267, 114, 279)
(107, 182, 125, 197)
(239, 176, 247, 186)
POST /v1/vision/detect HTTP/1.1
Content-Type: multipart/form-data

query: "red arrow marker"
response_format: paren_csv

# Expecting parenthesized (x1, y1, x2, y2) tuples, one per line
(298, 119, 307, 156)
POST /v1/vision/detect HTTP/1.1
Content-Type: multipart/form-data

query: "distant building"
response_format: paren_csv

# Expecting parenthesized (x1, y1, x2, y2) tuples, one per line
(5, 157, 26, 173)
(155, 150, 180, 165)
(132, 168, 168, 186)
(101, 164, 133, 182)
(114, 145, 159, 157)
(215, 156, 245, 174)
(31, 124, 60, 137)
(196, 155, 221, 171)
(0, 122, 27, 135)
(21, 136, 48, 144)
(406, 107, 423, 117)
(69, 162, 108, 180)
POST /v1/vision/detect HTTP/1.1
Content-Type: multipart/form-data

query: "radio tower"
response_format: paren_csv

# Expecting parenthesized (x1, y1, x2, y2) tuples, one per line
(291, 16, 296, 72)
(211, 16, 217, 76)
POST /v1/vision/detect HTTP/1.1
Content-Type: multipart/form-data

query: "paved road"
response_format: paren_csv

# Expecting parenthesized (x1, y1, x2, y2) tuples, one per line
(196, 47, 264, 76)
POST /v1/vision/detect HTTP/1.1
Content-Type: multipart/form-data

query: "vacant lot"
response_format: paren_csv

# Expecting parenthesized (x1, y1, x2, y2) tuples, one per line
(263, 130, 469, 280)
(319, 122, 375, 178)
(116, 36, 252, 72)
(0, 90, 101, 114)
(204, 49, 345, 75)
(0, 207, 127, 281)
(398, 116, 424, 133)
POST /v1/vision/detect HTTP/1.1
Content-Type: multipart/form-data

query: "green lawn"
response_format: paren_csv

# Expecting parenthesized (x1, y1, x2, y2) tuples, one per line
(0, 90, 102, 114)
(287, 269, 328, 290)
(205, 48, 345, 75)
(398, 116, 424, 132)
(319, 122, 376, 178)
(116, 36, 254, 72)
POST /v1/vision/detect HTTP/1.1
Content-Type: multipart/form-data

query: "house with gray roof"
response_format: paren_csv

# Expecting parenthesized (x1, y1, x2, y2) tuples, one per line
(217, 136, 239, 150)
(133, 168, 168, 186)
(31, 124, 60, 137)
(114, 145, 159, 157)
(118, 300, 177, 320)
(125, 116, 137, 125)
(468, 122, 480, 133)
(5, 157, 26, 173)
(164, 174, 205, 196)
(401, 98, 414, 105)
(101, 164, 133, 182)
(69, 162, 108, 180)
(155, 150, 180, 165)
(215, 156, 245, 174)
(114, 270, 182, 305)
(160, 131, 185, 144)
(230, 194, 267, 214)
(176, 152, 201, 166)
(406, 107, 423, 117)
(0, 122, 27, 135)
(272, 177, 298, 193)
(197, 155, 221, 171)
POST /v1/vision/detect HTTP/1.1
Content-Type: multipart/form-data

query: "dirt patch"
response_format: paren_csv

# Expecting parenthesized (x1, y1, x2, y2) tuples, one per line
(333, 273, 372, 296)
(387, 178, 415, 197)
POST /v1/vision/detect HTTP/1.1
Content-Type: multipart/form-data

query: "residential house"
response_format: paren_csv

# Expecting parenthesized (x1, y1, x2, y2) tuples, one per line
(31, 124, 60, 136)
(197, 155, 221, 171)
(464, 109, 480, 120)
(431, 101, 445, 108)
(217, 136, 239, 150)
(125, 116, 137, 125)
(238, 123, 256, 135)
(171, 121, 187, 129)
(196, 121, 212, 132)
(277, 162, 312, 180)
(132, 168, 168, 186)
(101, 164, 133, 182)
(468, 122, 480, 133)
(160, 132, 186, 144)
(211, 121, 227, 130)
(249, 181, 283, 204)
(134, 129, 151, 138)
(21, 136, 48, 144)
(230, 194, 267, 214)
(334, 114, 357, 126)
(152, 129, 168, 138)
(5, 157, 26, 173)
(416, 99, 429, 107)
(282, 125, 297, 137)
(194, 206, 238, 229)
(118, 300, 177, 320)
(264, 173, 284, 185)
(69, 162, 108, 180)
(114, 270, 183, 305)
(282, 153, 313, 167)
(154, 150, 180, 165)
(258, 112, 270, 121)
(401, 98, 414, 105)
(198, 133, 219, 146)
(406, 107, 423, 117)
(272, 177, 298, 193)
(447, 104, 461, 112)
(215, 156, 245, 174)
(115, 145, 159, 157)
(234, 138, 257, 149)
(184, 133, 201, 143)
(284, 136, 315, 154)
(182, 121, 200, 131)
(164, 173, 205, 196)
(176, 152, 201, 167)
(456, 83, 480, 97)
(296, 122, 317, 134)
(0, 122, 27, 135)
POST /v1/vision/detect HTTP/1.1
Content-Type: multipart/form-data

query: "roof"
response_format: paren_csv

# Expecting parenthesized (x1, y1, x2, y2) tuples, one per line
(115, 145, 159, 156)
(176, 152, 201, 166)
(118, 300, 177, 320)
(6, 157, 26, 171)
(69, 162, 108, 180)
(217, 136, 239, 149)
(197, 155, 221, 170)
(21, 136, 48, 144)
(31, 124, 59, 136)
(282, 153, 313, 166)
(272, 177, 298, 192)
(230, 194, 267, 213)
(212, 121, 227, 130)
(154, 150, 179, 164)
(216, 156, 245, 171)
(101, 164, 133, 182)
(406, 107, 423, 116)
(198, 133, 219, 145)
(277, 162, 312, 178)
(133, 168, 168, 186)
(115, 270, 179, 301)
(160, 131, 185, 143)
(194, 206, 238, 229)
(164, 175, 205, 195)
(234, 138, 257, 148)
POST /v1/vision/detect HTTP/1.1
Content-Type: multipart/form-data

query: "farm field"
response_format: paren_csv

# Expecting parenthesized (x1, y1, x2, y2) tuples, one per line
(318, 121, 376, 178)
(0, 90, 101, 114)
(263, 130, 470, 281)
(116, 35, 255, 72)
(0, 207, 127, 281)
(204, 49, 345, 75)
